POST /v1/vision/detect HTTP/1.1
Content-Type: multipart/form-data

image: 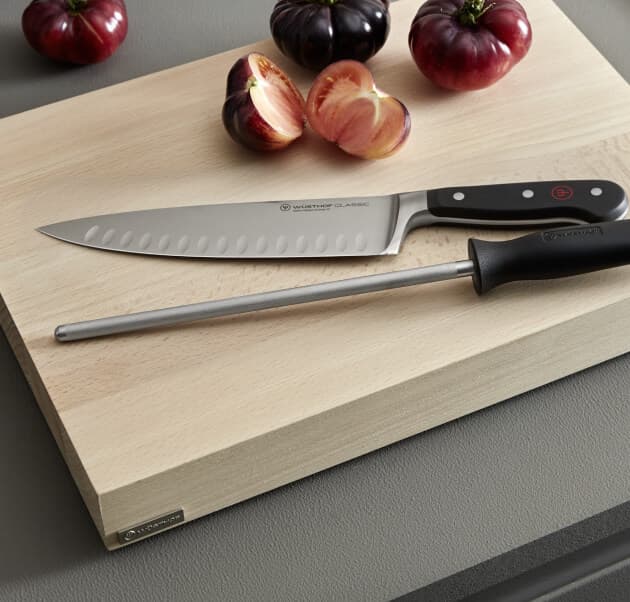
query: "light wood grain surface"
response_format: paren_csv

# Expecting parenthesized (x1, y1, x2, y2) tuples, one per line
(1, 0, 630, 549)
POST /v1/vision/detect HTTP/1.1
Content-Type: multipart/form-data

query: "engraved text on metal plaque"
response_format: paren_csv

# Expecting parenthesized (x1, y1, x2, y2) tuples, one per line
(118, 509, 185, 544)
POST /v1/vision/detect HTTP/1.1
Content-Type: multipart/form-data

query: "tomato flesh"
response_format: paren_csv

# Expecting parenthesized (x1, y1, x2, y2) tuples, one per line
(249, 55, 305, 140)
(306, 61, 411, 160)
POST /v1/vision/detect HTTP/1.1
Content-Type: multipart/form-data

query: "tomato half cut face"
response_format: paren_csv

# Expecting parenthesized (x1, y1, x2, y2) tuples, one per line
(248, 54, 305, 141)
(306, 61, 411, 160)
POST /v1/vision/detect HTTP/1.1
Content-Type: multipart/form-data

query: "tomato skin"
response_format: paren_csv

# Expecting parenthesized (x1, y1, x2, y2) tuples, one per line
(270, 0, 391, 71)
(408, 0, 532, 91)
(22, 0, 128, 65)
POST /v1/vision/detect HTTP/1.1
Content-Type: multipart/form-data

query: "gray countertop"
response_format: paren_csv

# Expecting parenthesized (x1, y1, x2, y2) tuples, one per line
(1, 1, 630, 600)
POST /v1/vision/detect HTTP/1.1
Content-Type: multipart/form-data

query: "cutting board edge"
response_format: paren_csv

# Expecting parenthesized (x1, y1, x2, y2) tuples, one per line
(91, 293, 630, 550)
(3, 0, 630, 550)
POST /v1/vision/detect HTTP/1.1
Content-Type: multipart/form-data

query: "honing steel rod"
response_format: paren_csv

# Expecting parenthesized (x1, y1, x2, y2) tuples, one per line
(55, 261, 475, 342)
(54, 221, 630, 342)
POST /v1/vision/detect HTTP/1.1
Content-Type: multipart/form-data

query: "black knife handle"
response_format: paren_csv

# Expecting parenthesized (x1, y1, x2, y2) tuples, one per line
(468, 220, 630, 295)
(428, 180, 627, 225)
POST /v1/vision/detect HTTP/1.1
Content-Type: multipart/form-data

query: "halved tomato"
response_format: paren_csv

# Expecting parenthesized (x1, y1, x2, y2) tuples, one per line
(305, 61, 411, 160)
(222, 53, 306, 152)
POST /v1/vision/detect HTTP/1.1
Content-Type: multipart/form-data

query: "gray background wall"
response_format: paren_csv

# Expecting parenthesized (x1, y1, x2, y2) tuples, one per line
(1, 1, 630, 601)
(2, 0, 629, 118)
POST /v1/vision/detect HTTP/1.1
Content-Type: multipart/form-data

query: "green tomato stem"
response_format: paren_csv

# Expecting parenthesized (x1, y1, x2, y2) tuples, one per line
(66, 0, 89, 13)
(457, 0, 495, 26)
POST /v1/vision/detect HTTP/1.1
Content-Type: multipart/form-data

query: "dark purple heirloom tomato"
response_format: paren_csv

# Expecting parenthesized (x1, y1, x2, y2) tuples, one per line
(22, 0, 128, 65)
(409, 0, 532, 91)
(270, 0, 391, 71)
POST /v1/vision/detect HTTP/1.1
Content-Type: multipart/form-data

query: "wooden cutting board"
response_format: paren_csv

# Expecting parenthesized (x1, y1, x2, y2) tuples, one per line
(2, 0, 630, 550)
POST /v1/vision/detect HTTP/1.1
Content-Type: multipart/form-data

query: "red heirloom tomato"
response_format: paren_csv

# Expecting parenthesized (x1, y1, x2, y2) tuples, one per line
(408, 0, 532, 91)
(22, 0, 128, 65)
(306, 60, 410, 160)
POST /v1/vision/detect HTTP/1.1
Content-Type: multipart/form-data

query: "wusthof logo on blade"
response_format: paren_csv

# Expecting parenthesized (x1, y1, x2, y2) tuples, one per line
(280, 202, 333, 212)
(279, 201, 369, 213)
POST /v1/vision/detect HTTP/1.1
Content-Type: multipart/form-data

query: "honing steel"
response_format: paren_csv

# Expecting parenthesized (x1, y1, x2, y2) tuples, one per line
(54, 221, 630, 342)
(38, 180, 627, 259)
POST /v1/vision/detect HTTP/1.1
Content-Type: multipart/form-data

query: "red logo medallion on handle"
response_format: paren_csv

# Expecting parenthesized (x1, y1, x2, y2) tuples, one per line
(551, 185, 574, 201)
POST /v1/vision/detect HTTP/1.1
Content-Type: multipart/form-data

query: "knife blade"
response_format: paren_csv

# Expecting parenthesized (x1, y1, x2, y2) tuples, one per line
(38, 180, 628, 259)
(54, 220, 630, 342)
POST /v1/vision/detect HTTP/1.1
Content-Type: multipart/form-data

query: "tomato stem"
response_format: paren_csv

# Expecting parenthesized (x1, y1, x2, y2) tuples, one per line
(457, 0, 495, 26)
(66, 0, 88, 13)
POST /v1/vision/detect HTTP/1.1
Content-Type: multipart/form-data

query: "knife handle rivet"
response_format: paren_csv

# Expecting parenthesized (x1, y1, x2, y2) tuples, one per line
(522, 189, 535, 199)
(453, 192, 466, 201)
(591, 187, 603, 197)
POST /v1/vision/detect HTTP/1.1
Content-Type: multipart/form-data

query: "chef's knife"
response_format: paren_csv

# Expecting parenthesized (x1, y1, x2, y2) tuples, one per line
(38, 180, 628, 259)
(54, 220, 630, 342)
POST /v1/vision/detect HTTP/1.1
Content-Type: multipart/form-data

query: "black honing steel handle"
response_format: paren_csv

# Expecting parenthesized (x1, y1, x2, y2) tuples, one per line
(428, 180, 628, 225)
(469, 221, 630, 295)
